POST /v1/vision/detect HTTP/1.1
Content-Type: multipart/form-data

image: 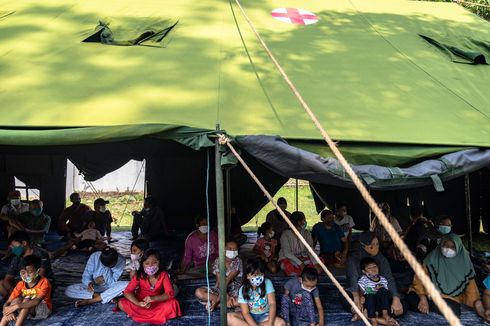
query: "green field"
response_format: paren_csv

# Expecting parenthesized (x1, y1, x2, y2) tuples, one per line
(73, 184, 321, 232)
(241, 184, 320, 232)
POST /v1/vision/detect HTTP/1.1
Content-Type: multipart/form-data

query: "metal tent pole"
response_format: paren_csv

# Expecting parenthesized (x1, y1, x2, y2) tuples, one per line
(295, 179, 299, 211)
(215, 132, 227, 325)
(465, 174, 473, 255)
(226, 168, 232, 235)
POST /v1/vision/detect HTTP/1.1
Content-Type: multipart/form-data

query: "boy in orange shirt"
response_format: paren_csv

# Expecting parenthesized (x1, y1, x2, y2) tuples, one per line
(0, 255, 52, 325)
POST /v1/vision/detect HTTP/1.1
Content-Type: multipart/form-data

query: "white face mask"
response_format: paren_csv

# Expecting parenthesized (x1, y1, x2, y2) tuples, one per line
(441, 247, 457, 258)
(130, 253, 142, 261)
(99, 206, 106, 213)
(10, 199, 21, 206)
(198, 225, 208, 234)
(269, 231, 275, 238)
(301, 284, 316, 293)
(225, 250, 238, 259)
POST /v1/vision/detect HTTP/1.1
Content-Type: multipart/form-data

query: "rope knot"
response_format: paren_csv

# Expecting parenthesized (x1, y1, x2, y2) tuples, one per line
(217, 134, 230, 145)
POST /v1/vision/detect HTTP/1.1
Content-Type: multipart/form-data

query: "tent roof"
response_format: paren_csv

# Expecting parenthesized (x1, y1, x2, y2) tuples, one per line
(1, 0, 489, 149)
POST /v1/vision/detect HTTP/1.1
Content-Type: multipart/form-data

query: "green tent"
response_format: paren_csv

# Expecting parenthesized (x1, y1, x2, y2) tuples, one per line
(0, 0, 489, 229)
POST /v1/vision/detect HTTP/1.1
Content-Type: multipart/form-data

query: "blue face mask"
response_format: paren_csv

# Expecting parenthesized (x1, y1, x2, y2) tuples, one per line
(438, 225, 451, 234)
(30, 208, 42, 217)
(11, 246, 24, 257)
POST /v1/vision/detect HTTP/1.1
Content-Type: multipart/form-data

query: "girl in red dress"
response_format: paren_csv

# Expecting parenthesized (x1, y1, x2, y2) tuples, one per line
(118, 249, 181, 324)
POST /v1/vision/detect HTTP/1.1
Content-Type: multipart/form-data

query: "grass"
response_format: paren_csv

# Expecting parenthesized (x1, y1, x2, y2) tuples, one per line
(241, 184, 320, 232)
(73, 184, 320, 233)
(70, 192, 144, 232)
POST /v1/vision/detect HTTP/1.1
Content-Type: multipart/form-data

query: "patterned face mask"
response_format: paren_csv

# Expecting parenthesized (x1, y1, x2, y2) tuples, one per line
(249, 274, 264, 287)
(144, 265, 159, 276)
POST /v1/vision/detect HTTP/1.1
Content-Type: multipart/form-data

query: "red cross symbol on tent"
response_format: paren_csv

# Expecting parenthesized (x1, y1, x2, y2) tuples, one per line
(271, 8, 319, 25)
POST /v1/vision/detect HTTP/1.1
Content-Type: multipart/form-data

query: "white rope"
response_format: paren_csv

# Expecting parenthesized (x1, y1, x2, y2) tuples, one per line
(219, 135, 372, 326)
(230, 1, 462, 324)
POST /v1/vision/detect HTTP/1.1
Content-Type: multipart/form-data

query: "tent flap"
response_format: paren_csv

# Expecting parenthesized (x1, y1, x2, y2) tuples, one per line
(237, 135, 490, 190)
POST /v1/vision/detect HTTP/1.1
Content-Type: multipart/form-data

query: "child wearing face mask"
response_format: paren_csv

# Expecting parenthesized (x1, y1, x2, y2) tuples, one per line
(358, 257, 396, 326)
(129, 238, 150, 279)
(118, 249, 181, 324)
(281, 267, 324, 326)
(254, 222, 278, 273)
(0, 255, 52, 326)
(195, 239, 243, 311)
(178, 215, 218, 279)
(228, 258, 286, 326)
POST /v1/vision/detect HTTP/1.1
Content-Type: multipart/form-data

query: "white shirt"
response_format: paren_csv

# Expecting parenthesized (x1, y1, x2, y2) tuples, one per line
(0, 202, 29, 217)
(334, 214, 355, 238)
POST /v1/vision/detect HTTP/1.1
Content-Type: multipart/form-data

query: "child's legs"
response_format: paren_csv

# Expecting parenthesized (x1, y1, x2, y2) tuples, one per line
(293, 292, 316, 324)
(195, 287, 219, 303)
(279, 259, 303, 276)
(364, 294, 377, 318)
(260, 316, 286, 326)
(94, 240, 107, 251)
(280, 295, 291, 323)
(428, 297, 461, 317)
(227, 312, 248, 326)
(65, 283, 95, 300)
(100, 281, 129, 304)
(14, 307, 34, 326)
(375, 288, 391, 316)
(267, 261, 278, 273)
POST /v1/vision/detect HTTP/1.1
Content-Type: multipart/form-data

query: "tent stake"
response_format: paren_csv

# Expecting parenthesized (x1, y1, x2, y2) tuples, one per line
(465, 174, 473, 255)
(215, 129, 227, 325)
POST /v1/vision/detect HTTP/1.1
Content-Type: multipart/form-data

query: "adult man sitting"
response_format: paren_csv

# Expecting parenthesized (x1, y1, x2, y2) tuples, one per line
(0, 191, 29, 238)
(14, 200, 51, 246)
(57, 193, 90, 239)
(83, 198, 112, 240)
(131, 196, 167, 240)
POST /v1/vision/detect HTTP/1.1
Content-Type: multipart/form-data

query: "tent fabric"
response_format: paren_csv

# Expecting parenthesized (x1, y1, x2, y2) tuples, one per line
(236, 135, 490, 190)
(0, 0, 489, 162)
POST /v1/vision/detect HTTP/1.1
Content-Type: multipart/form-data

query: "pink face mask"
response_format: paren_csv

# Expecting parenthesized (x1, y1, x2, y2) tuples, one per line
(144, 265, 159, 276)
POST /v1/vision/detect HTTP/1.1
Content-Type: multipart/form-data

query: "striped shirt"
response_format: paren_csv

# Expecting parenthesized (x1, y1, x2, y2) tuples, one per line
(358, 274, 388, 294)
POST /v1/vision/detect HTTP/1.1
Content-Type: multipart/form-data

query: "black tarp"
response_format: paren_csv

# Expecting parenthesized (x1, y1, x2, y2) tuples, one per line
(0, 138, 287, 230)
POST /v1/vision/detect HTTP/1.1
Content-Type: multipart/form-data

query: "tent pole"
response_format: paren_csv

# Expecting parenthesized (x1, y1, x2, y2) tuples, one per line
(295, 179, 299, 211)
(226, 168, 232, 235)
(465, 174, 473, 255)
(215, 130, 227, 325)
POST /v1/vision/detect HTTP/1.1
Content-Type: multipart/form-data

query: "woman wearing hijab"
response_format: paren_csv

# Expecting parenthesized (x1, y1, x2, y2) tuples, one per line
(407, 233, 490, 322)
(342, 232, 406, 320)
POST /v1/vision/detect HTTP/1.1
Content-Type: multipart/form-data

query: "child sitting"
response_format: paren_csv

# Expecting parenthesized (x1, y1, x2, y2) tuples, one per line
(0, 255, 52, 326)
(65, 247, 128, 308)
(129, 238, 150, 279)
(281, 267, 324, 326)
(72, 220, 107, 252)
(253, 222, 278, 273)
(358, 257, 398, 326)
(195, 238, 243, 311)
(228, 258, 286, 326)
(118, 249, 181, 324)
